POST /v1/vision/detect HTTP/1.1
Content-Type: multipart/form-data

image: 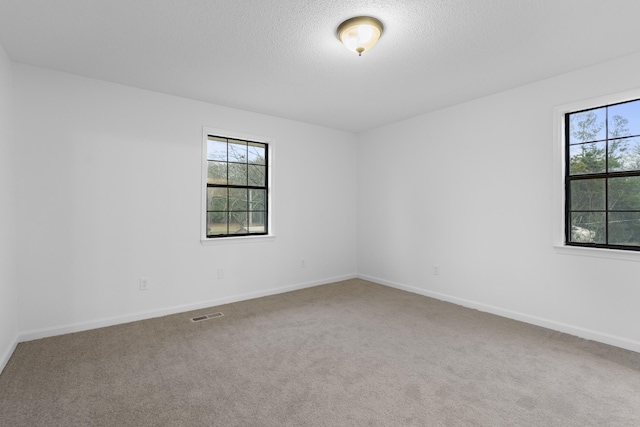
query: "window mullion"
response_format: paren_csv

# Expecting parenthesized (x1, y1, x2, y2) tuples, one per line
(605, 106, 609, 246)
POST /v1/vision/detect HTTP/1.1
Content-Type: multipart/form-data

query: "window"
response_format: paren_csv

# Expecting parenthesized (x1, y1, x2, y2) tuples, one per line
(565, 98, 640, 250)
(202, 129, 270, 240)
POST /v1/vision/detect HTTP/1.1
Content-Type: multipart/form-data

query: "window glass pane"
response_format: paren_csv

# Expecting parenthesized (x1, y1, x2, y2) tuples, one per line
(608, 176, 640, 210)
(207, 188, 228, 211)
(228, 188, 247, 211)
(249, 211, 266, 233)
(569, 108, 606, 144)
(248, 164, 266, 186)
(207, 161, 227, 185)
(608, 100, 640, 138)
(569, 212, 605, 244)
(569, 142, 606, 175)
(229, 212, 248, 234)
(204, 134, 268, 238)
(207, 137, 227, 161)
(609, 212, 640, 246)
(249, 189, 265, 211)
(228, 139, 247, 163)
(608, 137, 640, 172)
(570, 179, 605, 211)
(228, 163, 247, 185)
(207, 212, 228, 235)
(248, 142, 266, 165)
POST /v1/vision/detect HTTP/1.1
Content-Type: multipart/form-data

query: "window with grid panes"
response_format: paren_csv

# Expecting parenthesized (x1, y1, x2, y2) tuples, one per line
(205, 135, 268, 238)
(566, 98, 640, 250)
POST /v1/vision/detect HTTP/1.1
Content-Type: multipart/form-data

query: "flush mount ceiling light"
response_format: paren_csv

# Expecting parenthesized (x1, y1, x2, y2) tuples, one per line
(337, 16, 384, 56)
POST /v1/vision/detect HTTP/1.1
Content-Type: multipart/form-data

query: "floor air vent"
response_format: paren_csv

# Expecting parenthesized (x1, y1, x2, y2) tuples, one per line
(191, 312, 224, 322)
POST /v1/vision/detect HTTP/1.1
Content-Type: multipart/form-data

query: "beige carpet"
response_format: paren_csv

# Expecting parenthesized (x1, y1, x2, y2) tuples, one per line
(1, 279, 639, 426)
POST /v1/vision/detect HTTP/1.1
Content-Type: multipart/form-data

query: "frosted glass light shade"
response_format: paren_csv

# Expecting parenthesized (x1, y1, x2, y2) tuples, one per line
(337, 16, 384, 56)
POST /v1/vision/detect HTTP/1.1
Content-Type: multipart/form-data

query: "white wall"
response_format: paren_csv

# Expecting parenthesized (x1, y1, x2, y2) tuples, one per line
(357, 52, 640, 353)
(0, 43, 18, 370)
(8, 51, 640, 354)
(13, 64, 358, 338)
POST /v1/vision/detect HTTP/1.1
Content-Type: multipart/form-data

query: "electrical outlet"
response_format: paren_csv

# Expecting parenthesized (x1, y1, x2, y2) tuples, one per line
(300, 259, 306, 269)
(217, 269, 225, 279)
(433, 266, 439, 276)
(140, 277, 150, 290)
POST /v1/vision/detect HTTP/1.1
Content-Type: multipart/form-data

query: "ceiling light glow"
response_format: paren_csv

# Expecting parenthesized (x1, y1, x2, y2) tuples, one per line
(337, 16, 384, 56)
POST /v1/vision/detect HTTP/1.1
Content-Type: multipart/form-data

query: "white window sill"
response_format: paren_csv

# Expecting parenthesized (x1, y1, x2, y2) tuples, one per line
(553, 245, 640, 262)
(201, 235, 276, 246)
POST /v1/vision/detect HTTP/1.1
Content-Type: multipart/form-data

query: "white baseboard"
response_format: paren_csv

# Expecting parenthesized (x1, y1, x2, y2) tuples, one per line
(0, 335, 19, 375)
(18, 273, 357, 343)
(16, 272, 637, 357)
(358, 274, 640, 354)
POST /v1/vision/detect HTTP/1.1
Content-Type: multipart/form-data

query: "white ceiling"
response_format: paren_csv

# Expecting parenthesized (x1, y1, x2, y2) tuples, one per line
(1, 0, 640, 133)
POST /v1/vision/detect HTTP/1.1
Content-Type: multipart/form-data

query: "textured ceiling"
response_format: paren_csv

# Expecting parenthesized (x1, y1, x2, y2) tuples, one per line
(1, 0, 640, 133)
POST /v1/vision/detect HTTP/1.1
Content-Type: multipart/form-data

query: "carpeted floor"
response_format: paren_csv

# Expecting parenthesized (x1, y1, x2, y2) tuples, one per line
(1, 278, 639, 426)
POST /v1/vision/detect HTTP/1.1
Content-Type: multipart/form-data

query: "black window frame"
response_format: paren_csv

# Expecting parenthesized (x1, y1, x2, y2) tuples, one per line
(565, 98, 640, 251)
(205, 134, 269, 239)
